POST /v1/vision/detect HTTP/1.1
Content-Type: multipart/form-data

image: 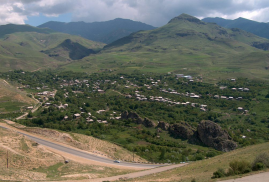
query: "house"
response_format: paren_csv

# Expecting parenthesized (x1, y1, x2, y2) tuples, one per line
(27, 106, 34, 110)
(175, 74, 184, 78)
(98, 89, 105, 94)
(74, 113, 81, 118)
(64, 116, 68, 120)
(214, 95, 219, 99)
(96, 110, 106, 114)
(237, 107, 244, 111)
(45, 103, 51, 106)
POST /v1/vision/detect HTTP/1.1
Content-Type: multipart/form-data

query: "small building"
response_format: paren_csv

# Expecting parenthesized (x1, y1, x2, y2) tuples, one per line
(74, 113, 81, 118)
(175, 74, 184, 78)
(27, 106, 34, 110)
(98, 89, 105, 94)
(237, 107, 244, 111)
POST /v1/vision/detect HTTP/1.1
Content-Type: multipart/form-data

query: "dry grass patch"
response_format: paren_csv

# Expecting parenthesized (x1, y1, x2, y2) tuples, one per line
(0, 79, 37, 112)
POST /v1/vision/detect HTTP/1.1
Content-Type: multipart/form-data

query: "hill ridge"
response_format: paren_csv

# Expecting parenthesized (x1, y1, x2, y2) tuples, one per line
(38, 18, 156, 44)
(202, 16, 269, 39)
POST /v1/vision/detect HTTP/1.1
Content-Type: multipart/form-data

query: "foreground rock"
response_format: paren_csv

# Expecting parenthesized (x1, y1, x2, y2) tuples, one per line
(197, 120, 237, 152)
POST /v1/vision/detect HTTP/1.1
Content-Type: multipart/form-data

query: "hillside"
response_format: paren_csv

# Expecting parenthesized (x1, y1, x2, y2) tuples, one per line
(38, 18, 156, 44)
(203, 17, 269, 40)
(0, 25, 105, 71)
(63, 13, 269, 81)
(0, 24, 54, 38)
(127, 142, 269, 182)
(0, 124, 134, 181)
(0, 79, 36, 113)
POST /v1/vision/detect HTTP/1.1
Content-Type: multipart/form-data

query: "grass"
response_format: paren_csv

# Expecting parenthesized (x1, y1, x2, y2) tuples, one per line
(127, 142, 269, 182)
(60, 15, 269, 82)
(0, 79, 36, 113)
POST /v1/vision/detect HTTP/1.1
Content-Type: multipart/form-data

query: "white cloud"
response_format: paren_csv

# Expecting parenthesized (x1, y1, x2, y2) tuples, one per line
(1, 0, 269, 26)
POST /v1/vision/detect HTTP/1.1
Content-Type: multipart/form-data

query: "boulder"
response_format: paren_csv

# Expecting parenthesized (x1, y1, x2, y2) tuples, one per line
(121, 111, 129, 119)
(169, 122, 195, 139)
(121, 111, 155, 127)
(143, 118, 156, 127)
(157, 121, 170, 130)
(197, 120, 237, 152)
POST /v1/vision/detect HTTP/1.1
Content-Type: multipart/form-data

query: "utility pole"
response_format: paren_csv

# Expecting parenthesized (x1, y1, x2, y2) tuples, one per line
(7, 151, 8, 168)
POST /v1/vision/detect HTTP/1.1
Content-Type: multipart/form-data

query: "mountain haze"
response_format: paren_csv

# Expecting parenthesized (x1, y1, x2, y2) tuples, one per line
(202, 17, 269, 40)
(38, 18, 156, 44)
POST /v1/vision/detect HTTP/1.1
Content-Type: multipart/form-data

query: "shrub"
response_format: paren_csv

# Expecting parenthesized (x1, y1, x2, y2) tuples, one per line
(252, 153, 269, 170)
(212, 168, 226, 178)
(252, 162, 265, 171)
(229, 160, 251, 175)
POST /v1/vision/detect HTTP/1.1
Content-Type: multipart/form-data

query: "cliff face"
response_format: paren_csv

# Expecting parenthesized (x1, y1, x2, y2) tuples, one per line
(197, 120, 237, 152)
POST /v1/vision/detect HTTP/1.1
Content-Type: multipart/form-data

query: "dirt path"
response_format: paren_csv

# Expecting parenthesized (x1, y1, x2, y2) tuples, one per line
(16, 96, 40, 120)
(52, 163, 187, 182)
(220, 172, 269, 182)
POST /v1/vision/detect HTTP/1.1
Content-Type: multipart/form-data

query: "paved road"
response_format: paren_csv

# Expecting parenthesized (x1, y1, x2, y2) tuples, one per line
(0, 125, 164, 169)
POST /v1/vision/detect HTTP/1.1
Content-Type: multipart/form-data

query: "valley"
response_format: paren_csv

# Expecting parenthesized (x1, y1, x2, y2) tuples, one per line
(0, 13, 269, 182)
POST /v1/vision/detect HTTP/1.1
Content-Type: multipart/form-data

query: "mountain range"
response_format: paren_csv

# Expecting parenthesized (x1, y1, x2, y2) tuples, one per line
(0, 24, 105, 71)
(38, 18, 156, 44)
(202, 17, 269, 40)
(0, 14, 269, 81)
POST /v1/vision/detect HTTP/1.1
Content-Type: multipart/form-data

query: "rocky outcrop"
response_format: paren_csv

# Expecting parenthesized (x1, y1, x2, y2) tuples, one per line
(143, 118, 156, 127)
(121, 111, 156, 127)
(197, 120, 237, 152)
(157, 120, 237, 152)
(157, 121, 170, 131)
(169, 122, 195, 140)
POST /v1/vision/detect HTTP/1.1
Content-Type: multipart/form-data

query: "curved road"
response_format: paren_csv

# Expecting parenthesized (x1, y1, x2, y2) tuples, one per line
(0, 124, 164, 169)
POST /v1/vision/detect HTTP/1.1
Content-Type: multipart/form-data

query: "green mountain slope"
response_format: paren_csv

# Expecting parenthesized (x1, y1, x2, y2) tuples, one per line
(0, 24, 54, 38)
(43, 39, 96, 61)
(38, 18, 156, 44)
(202, 17, 269, 40)
(63, 14, 269, 81)
(0, 25, 105, 71)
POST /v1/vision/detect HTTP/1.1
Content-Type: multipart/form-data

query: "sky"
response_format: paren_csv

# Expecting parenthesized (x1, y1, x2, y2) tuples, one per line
(1, 0, 269, 27)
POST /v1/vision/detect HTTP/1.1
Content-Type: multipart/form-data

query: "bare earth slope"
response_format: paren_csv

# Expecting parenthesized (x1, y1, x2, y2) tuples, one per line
(0, 123, 137, 181)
